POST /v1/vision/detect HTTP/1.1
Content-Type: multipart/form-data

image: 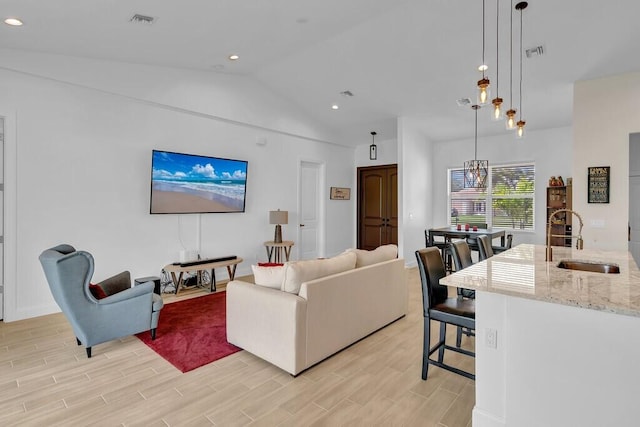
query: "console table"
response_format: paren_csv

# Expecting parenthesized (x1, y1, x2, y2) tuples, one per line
(163, 257, 243, 295)
(264, 241, 294, 263)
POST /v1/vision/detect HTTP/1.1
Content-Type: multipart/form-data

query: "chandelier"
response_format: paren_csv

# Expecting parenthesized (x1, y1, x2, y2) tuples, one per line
(464, 105, 489, 189)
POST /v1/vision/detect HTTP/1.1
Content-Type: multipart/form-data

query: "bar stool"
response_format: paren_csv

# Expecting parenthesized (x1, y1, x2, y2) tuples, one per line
(492, 234, 514, 254)
(425, 230, 455, 273)
(478, 235, 495, 261)
(415, 247, 476, 380)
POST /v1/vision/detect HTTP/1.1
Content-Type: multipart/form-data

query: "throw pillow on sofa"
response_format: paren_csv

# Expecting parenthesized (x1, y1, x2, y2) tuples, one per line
(251, 264, 285, 289)
(281, 251, 357, 294)
(88, 283, 108, 299)
(346, 244, 398, 268)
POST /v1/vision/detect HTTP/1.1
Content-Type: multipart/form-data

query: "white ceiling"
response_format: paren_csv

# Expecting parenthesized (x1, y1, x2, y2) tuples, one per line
(2, 0, 640, 146)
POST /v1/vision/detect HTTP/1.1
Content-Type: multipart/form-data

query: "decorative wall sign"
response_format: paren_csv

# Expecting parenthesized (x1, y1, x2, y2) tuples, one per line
(330, 187, 351, 200)
(588, 166, 610, 203)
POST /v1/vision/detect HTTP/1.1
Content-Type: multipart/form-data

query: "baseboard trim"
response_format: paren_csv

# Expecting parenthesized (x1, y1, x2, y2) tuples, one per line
(473, 406, 506, 427)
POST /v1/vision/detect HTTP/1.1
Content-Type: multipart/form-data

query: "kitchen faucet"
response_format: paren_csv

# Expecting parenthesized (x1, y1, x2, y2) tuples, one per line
(546, 209, 584, 261)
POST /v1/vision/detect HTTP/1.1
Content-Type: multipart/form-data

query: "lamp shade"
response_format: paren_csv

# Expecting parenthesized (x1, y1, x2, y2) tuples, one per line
(269, 210, 288, 225)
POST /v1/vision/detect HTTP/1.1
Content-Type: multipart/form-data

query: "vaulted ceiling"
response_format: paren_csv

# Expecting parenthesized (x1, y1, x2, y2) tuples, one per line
(2, 0, 640, 146)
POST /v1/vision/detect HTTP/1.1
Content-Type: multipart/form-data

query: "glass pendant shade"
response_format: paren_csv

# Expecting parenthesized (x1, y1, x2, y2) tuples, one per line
(477, 78, 491, 105)
(515, 2, 528, 140)
(516, 120, 526, 138)
(369, 131, 377, 160)
(505, 109, 517, 129)
(491, 97, 504, 120)
(464, 159, 489, 188)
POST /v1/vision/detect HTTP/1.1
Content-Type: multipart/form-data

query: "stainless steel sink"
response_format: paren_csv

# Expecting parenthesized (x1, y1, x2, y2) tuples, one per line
(557, 260, 620, 274)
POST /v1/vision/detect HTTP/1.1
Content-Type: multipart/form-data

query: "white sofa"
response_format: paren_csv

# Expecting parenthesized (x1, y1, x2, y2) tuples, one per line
(226, 246, 407, 375)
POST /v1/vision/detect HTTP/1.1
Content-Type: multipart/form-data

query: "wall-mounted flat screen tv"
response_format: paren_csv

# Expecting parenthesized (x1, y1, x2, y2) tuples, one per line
(150, 150, 248, 214)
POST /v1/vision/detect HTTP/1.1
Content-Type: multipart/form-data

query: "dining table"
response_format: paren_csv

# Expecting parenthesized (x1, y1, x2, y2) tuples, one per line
(427, 226, 506, 247)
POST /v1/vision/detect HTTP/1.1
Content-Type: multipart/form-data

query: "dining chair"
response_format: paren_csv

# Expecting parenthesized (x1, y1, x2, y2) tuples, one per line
(450, 240, 473, 271)
(492, 233, 514, 254)
(466, 222, 488, 252)
(449, 241, 476, 300)
(449, 240, 477, 347)
(425, 229, 455, 273)
(415, 247, 476, 380)
(477, 235, 495, 261)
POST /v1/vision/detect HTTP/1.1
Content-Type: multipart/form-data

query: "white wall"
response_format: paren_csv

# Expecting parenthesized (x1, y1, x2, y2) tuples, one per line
(431, 126, 573, 244)
(398, 117, 433, 264)
(354, 137, 398, 167)
(475, 291, 640, 427)
(574, 72, 640, 251)
(0, 51, 355, 321)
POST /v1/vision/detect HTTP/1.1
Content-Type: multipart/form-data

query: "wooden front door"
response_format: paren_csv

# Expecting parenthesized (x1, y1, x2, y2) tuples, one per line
(357, 164, 398, 250)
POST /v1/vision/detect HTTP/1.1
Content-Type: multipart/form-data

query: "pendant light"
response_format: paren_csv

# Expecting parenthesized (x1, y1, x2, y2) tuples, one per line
(477, 0, 491, 105)
(505, 0, 517, 130)
(369, 131, 377, 160)
(515, 2, 528, 138)
(464, 105, 489, 189)
(491, 0, 503, 120)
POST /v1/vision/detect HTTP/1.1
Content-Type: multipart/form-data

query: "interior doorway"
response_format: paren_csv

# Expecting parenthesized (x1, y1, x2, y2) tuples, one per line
(298, 160, 325, 260)
(357, 164, 398, 250)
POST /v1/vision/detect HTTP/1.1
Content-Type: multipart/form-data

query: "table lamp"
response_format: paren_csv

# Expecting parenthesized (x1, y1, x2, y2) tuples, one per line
(269, 209, 288, 243)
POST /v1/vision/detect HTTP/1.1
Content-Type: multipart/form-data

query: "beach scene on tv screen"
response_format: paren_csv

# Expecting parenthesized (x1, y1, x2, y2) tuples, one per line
(151, 151, 247, 214)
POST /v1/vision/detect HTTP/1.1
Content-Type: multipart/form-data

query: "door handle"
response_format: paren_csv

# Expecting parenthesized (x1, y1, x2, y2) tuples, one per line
(300, 224, 305, 227)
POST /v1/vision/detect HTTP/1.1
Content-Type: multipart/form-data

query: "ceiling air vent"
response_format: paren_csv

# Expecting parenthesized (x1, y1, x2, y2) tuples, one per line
(456, 97, 472, 107)
(340, 90, 354, 97)
(129, 14, 156, 25)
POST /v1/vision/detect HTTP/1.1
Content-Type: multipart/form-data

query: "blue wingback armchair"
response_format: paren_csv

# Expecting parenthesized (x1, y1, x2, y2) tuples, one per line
(39, 244, 164, 357)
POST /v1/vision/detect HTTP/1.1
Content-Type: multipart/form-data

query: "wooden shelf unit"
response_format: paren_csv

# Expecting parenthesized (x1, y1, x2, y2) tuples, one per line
(546, 185, 572, 247)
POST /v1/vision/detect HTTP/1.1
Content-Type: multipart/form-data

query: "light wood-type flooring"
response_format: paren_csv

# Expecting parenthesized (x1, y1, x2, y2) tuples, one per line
(0, 268, 475, 426)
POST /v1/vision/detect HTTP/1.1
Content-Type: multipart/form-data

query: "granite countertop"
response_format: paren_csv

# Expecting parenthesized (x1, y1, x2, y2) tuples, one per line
(440, 244, 640, 317)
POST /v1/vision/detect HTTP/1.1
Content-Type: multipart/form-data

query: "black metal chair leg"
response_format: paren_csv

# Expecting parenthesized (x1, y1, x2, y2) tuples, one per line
(76, 337, 81, 346)
(85, 347, 92, 358)
(151, 328, 157, 340)
(422, 317, 430, 380)
(438, 322, 446, 363)
(456, 326, 463, 347)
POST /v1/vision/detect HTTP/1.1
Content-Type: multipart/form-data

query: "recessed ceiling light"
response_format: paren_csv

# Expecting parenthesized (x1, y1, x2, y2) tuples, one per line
(4, 17, 23, 26)
(331, 104, 339, 110)
(478, 64, 488, 72)
(228, 54, 239, 61)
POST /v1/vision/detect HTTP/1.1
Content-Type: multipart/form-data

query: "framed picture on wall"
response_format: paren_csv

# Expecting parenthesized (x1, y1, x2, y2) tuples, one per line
(588, 166, 610, 203)
(330, 187, 351, 200)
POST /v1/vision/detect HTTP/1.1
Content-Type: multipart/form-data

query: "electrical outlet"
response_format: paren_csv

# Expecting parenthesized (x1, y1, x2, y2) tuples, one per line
(485, 328, 498, 349)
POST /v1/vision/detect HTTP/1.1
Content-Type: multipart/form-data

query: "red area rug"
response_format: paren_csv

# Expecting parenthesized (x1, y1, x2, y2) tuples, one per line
(136, 292, 241, 372)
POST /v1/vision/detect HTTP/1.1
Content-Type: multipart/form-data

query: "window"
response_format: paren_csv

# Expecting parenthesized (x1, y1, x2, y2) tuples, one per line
(449, 163, 535, 230)
(491, 164, 535, 229)
(449, 169, 487, 225)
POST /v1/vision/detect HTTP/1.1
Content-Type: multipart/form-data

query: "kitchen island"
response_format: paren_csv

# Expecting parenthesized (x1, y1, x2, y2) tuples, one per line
(441, 244, 640, 427)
